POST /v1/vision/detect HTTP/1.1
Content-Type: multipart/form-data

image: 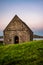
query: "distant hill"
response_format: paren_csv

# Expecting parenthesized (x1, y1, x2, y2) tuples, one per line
(33, 34, 43, 38)
(0, 36, 3, 39)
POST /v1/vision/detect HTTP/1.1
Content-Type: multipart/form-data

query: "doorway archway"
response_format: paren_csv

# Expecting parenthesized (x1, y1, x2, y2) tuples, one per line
(14, 36, 19, 44)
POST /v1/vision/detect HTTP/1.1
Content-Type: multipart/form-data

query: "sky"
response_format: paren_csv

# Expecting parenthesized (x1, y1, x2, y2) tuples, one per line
(0, 0, 43, 36)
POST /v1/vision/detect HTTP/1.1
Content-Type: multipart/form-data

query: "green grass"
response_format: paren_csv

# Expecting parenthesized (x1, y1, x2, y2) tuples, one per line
(0, 40, 43, 65)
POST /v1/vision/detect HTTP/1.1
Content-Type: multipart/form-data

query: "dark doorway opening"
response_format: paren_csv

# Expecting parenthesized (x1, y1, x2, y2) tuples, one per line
(14, 36, 19, 44)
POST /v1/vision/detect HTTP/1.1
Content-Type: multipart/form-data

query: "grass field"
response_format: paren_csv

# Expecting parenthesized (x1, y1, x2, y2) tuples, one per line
(0, 40, 43, 65)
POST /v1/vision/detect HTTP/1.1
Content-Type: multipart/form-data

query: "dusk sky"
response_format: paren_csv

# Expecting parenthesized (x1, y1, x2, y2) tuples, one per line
(0, 0, 43, 36)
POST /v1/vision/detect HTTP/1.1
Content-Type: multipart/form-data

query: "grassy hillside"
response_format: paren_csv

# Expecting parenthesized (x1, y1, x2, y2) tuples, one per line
(0, 40, 43, 65)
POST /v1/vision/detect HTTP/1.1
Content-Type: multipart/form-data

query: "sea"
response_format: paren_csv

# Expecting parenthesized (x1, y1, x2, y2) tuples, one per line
(33, 38, 43, 40)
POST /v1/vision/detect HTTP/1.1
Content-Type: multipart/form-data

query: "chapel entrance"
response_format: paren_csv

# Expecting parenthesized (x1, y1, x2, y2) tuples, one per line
(14, 36, 19, 44)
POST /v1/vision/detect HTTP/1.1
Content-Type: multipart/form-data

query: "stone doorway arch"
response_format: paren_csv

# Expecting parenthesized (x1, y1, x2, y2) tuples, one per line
(14, 36, 19, 44)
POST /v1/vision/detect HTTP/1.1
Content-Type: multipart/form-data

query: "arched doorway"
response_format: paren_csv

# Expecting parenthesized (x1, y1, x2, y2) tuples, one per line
(14, 36, 19, 44)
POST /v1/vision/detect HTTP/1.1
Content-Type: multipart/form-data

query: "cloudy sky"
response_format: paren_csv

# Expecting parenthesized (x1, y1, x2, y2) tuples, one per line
(0, 0, 43, 36)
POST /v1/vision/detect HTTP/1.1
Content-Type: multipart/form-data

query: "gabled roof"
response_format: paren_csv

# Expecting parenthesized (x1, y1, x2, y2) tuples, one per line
(4, 15, 33, 33)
